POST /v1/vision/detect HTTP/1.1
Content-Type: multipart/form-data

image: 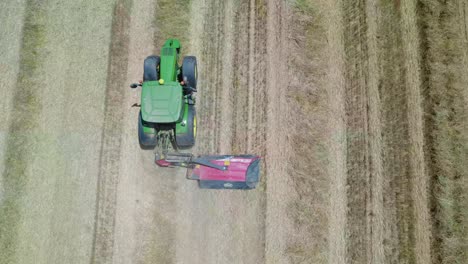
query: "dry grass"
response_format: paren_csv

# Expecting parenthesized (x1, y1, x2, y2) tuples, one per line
(364, 2, 468, 263)
(418, 0, 468, 263)
(401, 1, 432, 263)
(153, 0, 191, 56)
(285, 0, 329, 262)
(341, 0, 372, 263)
(376, 1, 413, 263)
(286, 0, 468, 264)
(323, 0, 348, 262)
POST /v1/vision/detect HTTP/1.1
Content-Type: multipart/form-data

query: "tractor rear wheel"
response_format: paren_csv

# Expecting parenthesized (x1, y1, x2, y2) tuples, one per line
(175, 105, 196, 149)
(138, 111, 157, 149)
(182, 56, 197, 89)
(143, 55, 160, 81)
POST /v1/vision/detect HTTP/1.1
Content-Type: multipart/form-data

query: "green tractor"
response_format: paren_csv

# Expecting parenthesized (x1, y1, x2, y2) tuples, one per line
(130, 39, 197, 159)
(130, 39, 262, 189)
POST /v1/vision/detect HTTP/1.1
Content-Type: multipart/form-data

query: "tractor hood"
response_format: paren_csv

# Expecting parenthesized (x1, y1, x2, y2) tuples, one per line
(141, 81, 183, 123)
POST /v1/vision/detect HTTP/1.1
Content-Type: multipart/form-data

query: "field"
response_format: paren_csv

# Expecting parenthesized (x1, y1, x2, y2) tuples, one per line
(1, 0, 468, 263)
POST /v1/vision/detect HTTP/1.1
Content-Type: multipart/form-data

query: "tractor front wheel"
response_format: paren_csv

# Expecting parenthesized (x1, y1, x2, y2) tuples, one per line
(143, 55, 160, 82)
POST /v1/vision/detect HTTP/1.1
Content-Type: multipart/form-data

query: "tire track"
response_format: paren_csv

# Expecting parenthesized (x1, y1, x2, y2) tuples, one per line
(91, 2, 131, 263)
(342, 1, 370, 263)
(324, 0, 348, 263)
(377, 2, 408, 262)
(365, 0, 385, 262)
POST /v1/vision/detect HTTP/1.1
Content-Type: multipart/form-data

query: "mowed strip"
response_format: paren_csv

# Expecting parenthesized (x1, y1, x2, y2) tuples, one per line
(341, 0, 371, 262)
(264, 0, 295, 262)
(401, 0, 432, 263)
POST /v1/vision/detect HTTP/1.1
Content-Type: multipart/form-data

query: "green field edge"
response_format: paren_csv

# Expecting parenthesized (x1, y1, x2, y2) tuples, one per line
(0, 1, 46, 263)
